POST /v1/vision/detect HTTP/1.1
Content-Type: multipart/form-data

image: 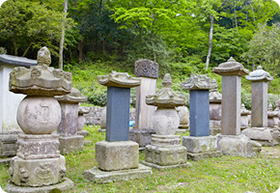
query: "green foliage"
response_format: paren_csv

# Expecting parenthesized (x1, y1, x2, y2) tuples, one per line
(0, 47, 7, 54)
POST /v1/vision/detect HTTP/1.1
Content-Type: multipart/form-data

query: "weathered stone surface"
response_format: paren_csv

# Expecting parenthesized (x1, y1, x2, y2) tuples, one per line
(17, 134, 60, 159)
(77, 130, 90, 137)
(217, 134, 262, 157)
(83, 140, 93, 146)
(209, 88, 222, 135)
(271, 128, 280, 145)
(57, 102, 78, 136)
(5, 178, 74, 193)
(187, 151, 222, 161)
(100, 108, 106, 129)
(59, 135, 84, 154)
(142, 160, 191, 170)
(209, 88, 222, 103)
(240, 104, 251, 129)
(182, 136, 218, 153)
(209, 103, 222, 121)
(209, 121, 221, 135)
(212, 57, 249, 76)
(273, 106, 279, 127)
(176, 106, 189, 128)
(0, 132, 19, 157)
(98, 71, 141, 88)
(129, 128, 156, 147)
(245, 66, 273, 82)
(0, 157, 12, 166)
(151, 134, 181, 147)
(134, 59, 159, 79)
(83, 164, 152, 183)
(9, 155, 66, 187)
(267, 104, 277, 128)
(95, 141, 139, 171)
(180, 74, 217, 90)
(242, 127, 274, 146)
(55, 87, 87, 103)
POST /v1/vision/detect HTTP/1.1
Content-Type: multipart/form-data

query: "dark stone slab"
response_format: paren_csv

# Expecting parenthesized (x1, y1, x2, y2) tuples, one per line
(189, 90, 209, 136)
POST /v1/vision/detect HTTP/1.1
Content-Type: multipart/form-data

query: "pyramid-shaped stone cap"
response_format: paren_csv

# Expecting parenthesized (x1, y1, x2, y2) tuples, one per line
(134, 59, 159, 79)
(245, 66, 273, 82)
(55, 88, 87, 103)
(9, 47, 72, 96)
(97, 71, 141, 88)
(146, 73, 186, 108)
(240, 104, 251, 116)
(78, 106, 90, 115)
(267, 104, 278, 118)
(213, 57, 249, 77)
(209, 88, 222, 103)
(180, 74, 217, 90)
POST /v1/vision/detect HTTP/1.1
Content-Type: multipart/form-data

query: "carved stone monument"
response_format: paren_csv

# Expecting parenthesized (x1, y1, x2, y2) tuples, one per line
(129, 59, 158, 146)
(209, 88, 222, 135)
(242, 66, 274, 146)
(83, 71, 152, 183)
(175, 106, 189, 134)
(142, 73, 190, 169)
(5, 47, 74, 192)
(55, 88, 86, 154)
(213, 57, 262, 157)
(267, 104, 277, 128)
(240, 104, 251, 130)
(181, 74, 222, 160)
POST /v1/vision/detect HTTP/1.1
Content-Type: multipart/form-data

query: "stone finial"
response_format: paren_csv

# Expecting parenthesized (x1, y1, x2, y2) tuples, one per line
(146, 73, 186, 107)
(267, 103, 278, 118)
(55, 88, 87, 103)
(245, 66, 273, 82)
(9, 47, 72, 96)
(181, 74, 217, 90)
(212, 57, 249, 77)
(97, 71, 141, 88)
(241, 104, 251, 116)
(209, 88, 222, 103)
(78, 106, 90, 115)
(134, 59, 159, 79)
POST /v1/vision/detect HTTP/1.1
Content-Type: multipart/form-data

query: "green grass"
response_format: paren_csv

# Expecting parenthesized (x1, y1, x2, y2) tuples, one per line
(1, 125, 280, 192)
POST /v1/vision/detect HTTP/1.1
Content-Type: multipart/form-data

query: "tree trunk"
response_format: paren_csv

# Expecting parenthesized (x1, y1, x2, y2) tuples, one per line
(22, 44, 32, 57)
(234, 2, 238, 28)
(59, 0, 68, 70)
(78, 39, 84, 64)
(206, 15, 214, 70)
(12, 37, 18, 56)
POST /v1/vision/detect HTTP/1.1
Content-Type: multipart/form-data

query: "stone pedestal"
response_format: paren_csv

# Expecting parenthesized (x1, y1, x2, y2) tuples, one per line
(213, 57, 262, 157)
(0, 131, 20, 158)
(59, 135, 84, 154)
(209, 88, 222, 135)
(130, 59, 158, 146)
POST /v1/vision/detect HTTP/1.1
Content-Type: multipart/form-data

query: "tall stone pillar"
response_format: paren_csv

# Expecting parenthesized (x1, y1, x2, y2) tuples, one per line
(83, 71, 152, 183)
(209, 88, 222, 135)
(181, 74, 221, 160)
(242, 66, 275, 146)
(213, 57, 261, 157)
(142, 74, 190, 169)
(129, 59, 158, 147)
(6, 47, 74, 192)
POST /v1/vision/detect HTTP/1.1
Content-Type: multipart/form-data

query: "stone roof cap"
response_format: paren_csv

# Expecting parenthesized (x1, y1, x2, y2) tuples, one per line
(180, 74, 217, 90)
(245, 66, 273, 82)
(267, 104, 278, 118)
(78, 106, 90, 115)
(209, 88, 222, 103)
(0, 54, 37, 67)
(213, 57, 249, 77)
(134, 59, 159, 79)
(240, 104, 251, 115)
(55, 88, 87, 103)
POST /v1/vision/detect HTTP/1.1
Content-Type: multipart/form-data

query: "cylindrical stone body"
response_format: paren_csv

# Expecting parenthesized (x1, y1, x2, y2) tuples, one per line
(77, 114, 86, 131)
(106, 86, 130, 142)
(100, 108, 106, 129)
(189, 90, 210, 136)
(221, 76, 241, 135)
(240, 115, 249, 129)
(251, 82, 268, 127)
(135, 77, 156, 130)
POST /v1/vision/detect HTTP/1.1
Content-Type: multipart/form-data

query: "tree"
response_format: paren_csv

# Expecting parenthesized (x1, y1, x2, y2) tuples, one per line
(59, 0, 68, 69)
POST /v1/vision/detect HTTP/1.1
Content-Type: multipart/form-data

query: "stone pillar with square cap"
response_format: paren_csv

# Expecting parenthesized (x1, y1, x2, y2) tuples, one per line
(209, 88, 222, 135)
(180, 74, 222, 160)
(242, 66, 275, 146)
(5, 47, 74, 192)
(83, 71, 152, 183)
(129, 59, 158, 147)
(141, 73, 191, 169)
(213, 57, 262, 157)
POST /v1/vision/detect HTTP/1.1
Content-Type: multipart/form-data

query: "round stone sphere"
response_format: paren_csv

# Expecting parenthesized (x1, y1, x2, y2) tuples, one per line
(17, 96, 61, 134)
(153, 108, 179, 135)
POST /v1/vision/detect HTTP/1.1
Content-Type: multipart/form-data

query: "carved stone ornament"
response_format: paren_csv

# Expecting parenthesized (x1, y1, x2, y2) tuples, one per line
(55, 87, 87, 103)
(267, 104, 278, 118)
(78, 106, 90, 115)
(180, 74, 217, 90)
(245, 66, 273, 82)
(146, 73, 187, 108)
(134, 59, 159, 79)
(212, 57, 249, 77)
(209, 88, 222, 103)
(240, 104, 251, 116)
(9, 47, 72, 96)
(97, 71, 141, 88)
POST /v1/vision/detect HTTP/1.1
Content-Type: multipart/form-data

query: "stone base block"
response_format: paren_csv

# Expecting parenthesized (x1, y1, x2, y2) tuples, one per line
(59, 135, 84, 154)
(77, 130, 90, 136)
(242, 127, 274, 146)
(84, 140, 93, 146)
(151, 135, 181, 147)
(98, 129, 106, 133)
(5, 178, 74, 193)
(9, 156, 66, 187)
(182, 136, 218, 153)
(0, 132, 20, 158)
(175, 129, 187, 134)
(0, 157, 12, 166)
(83, 164, 152, 183)
(217, 134, 262, 157)
(144, 145, 187, 166)
(209, 120, 221, 135)
(141, 161, 191, 170)
(129, 128, 156, 147)
(187, 151, 222, 161)
(96, 141, 139, 171)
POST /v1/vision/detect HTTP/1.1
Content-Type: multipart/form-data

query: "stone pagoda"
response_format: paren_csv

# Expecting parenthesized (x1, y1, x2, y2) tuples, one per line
(213, 57, 262, 157)
(209, 87, 222, 135)
(77, 106, 90, 136)
(142, 73, 190, 169)
(240, 104, 251, 130)
(55, 87, 87, 154)
(181, 74, 222, 160)
(83, 71, 152, 183)
(6, 47, 73, 192)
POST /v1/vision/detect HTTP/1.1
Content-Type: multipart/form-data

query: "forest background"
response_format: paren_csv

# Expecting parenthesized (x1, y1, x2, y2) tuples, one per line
(1, 0, 280, 109)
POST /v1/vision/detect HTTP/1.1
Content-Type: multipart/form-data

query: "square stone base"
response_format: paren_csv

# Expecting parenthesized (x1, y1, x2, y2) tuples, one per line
(141, 161, 191, 170)
(5, 178, 74, 193)
(83, 164, 152, 183)
(144, 145, 187, 167)
(96, 141, 139, 171)
(175, 129, 187, 134)
(187, 151, 222, 161)
(242, 127, 274, 146)
(59, 135, 84, 154)
(182, 136, 218, 153)
(0, 132, 20, 158)
(209, 120, 221, 135)
(129, 128, 156, 147)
